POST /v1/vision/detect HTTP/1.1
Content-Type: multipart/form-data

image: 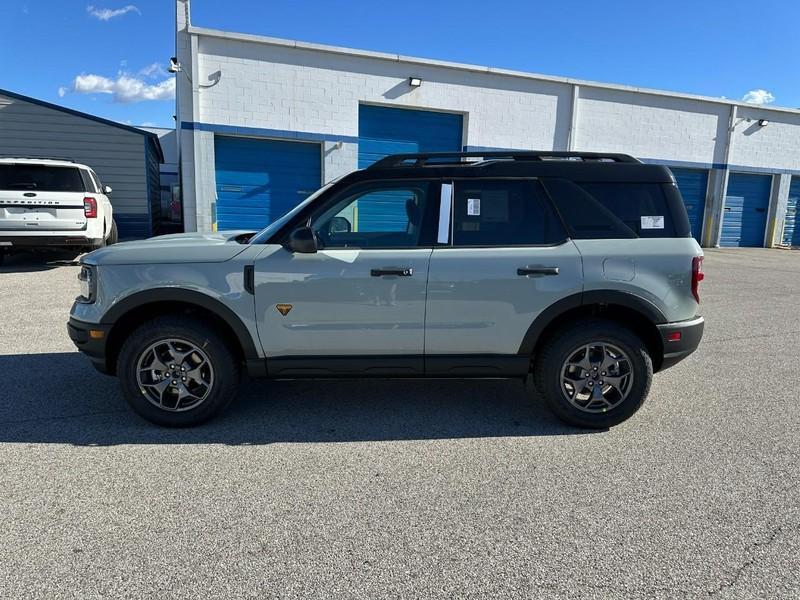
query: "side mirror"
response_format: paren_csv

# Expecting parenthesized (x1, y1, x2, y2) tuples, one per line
(103, 185, 113, 195)
(287, 226, 318, 253)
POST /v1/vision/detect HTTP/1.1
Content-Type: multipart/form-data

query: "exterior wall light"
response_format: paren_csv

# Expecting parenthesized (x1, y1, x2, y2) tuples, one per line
(409, 77, 422, 87)
(758, 119, 769, 127)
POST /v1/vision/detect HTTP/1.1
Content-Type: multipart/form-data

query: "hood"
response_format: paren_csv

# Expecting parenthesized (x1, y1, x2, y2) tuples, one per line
(83, 230, 257, 266)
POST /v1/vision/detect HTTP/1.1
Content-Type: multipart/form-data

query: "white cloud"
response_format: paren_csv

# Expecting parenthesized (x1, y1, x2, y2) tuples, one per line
(741, 89, 775, 105)
(59, 71, 175, 103)
(139, 62, 168, 79)
(86, 4, 140, 21)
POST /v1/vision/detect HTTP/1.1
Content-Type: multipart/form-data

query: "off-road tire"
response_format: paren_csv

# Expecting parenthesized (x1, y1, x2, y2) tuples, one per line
(118, 315, 241, 427)
(533, 319, 653, 429)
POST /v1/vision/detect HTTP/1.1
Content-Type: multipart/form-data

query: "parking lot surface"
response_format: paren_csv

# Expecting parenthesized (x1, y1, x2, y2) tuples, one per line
(0, 248, 798, 599)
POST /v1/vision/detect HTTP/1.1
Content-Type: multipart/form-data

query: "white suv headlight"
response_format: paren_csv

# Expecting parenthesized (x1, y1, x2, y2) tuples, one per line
(77, 265, 97, 303)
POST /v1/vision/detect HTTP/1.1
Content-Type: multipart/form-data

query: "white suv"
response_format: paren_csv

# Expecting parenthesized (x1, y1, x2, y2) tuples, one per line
(0, 157, 117, 262)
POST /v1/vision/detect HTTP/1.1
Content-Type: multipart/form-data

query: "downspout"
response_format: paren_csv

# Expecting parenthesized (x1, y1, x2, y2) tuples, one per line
(707, 104, 737, 247)
(566, 84, 579, 151)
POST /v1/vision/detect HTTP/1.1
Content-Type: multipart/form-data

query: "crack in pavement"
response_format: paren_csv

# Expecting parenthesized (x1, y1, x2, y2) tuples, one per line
(706, 522, 800, 596)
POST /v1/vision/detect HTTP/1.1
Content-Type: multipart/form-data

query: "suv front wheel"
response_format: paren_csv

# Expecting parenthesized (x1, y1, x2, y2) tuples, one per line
(118, 316, 241, 427)
(534, 320, 653, 429)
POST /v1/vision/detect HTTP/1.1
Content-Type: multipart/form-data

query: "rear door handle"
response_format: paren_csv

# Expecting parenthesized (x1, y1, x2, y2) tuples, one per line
(371, 268, 413, 277)
(517, 266, 559, 277)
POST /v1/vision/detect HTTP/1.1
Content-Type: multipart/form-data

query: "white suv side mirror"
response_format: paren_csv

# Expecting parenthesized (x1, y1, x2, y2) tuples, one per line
(103, 185, 113, 195)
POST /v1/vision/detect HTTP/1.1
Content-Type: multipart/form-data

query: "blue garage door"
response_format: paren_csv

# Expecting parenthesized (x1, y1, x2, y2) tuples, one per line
(782, 177, 800, 246)
(670, 168, 708, 242)
(358, 105, 462, 232)
(214, 136, 321, 231)
(720, 173, 771, 247)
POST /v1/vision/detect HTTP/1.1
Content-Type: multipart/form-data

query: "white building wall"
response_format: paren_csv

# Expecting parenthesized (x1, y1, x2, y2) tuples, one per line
(573, 88, 729, 166)
(176, 0, 800, 246)
(730, 106, 800, 173)
(193, 37, 574, 152)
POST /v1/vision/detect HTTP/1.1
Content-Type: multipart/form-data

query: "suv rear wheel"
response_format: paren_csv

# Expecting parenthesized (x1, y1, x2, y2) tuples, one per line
(107, 219, 118, 245)
(117, 315, 241, 427)
(533, 320, 653, 429)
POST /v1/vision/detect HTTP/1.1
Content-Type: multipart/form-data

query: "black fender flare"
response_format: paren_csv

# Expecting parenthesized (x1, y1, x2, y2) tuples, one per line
(517, 290, 667, 355)
(100, 288, 260, 360)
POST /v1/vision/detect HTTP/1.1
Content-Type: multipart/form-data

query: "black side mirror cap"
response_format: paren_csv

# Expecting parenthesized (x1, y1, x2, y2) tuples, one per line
(287, 226, 318, 253)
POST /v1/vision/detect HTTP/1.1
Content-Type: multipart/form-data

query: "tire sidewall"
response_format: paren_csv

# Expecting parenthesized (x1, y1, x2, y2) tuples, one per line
(537, 321, 653, 429)
(118, 317, 240, 427)
(107, 220, 118, 246)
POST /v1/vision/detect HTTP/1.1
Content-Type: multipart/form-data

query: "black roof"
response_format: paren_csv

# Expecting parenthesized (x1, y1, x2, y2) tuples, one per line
(350, 151, 675, 183)
(0, 87, 164, 163)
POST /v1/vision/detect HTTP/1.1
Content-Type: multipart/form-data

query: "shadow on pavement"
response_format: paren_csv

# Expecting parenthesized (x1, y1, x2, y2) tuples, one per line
(0, 249, 82, 273)
(0, 353, 596, 445)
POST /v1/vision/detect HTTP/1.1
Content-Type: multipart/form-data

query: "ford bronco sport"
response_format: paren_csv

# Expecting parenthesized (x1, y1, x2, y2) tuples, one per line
(68, 151, 704, 428)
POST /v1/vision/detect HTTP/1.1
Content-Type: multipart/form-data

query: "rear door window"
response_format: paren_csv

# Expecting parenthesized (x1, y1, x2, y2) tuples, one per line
(0, 165, 85, 192)
(542, 179, 677, 238)
(451, 179, 566, 247)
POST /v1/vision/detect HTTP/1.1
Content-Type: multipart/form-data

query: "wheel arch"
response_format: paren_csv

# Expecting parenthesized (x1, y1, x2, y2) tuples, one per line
(519, 291, 666, 372)
(101, 289, 260, 376)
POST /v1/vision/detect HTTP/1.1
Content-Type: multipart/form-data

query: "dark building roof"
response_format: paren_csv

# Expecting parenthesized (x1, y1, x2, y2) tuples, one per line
(0, 87, 164, 163)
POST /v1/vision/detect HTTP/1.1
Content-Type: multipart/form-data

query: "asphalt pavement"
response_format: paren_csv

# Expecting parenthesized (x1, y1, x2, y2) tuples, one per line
(0, 248, 798, 599)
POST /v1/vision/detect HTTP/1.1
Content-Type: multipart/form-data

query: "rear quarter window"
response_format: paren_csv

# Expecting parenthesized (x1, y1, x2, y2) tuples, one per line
(80, 170, 98, 193)
(0, 165, 85, 192)
(542, 179, 687, 239)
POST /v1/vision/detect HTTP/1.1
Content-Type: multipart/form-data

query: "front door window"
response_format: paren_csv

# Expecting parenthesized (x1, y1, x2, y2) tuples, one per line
(311, 182, 433, 249)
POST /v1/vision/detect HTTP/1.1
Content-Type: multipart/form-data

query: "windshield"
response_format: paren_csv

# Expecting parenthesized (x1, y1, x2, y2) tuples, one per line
(248, 178, 341, 244)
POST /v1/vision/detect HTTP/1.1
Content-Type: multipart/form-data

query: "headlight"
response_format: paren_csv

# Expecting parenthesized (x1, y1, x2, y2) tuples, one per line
(77, 265, 96, 303)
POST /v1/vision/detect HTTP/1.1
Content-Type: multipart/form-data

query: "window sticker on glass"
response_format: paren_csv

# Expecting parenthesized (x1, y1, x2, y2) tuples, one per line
(467, 198, 481, 216)
(641, 215, 665, 230)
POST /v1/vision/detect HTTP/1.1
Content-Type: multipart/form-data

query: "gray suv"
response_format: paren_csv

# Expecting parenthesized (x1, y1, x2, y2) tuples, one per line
(68, 151, 704, 428)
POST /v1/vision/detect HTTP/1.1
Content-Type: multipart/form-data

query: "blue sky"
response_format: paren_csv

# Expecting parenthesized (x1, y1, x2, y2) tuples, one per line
(1, 0, 798, 128)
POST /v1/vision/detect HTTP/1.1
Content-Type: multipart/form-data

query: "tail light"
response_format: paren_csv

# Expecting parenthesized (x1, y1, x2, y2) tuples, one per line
(83, 197, 97, 218)
(691, 256, 704, 303)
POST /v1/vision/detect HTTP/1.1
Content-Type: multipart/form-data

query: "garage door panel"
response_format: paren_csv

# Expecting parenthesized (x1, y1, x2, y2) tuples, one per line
(357, 105, 462, 231)
(720, 173, 771, 247)
(358, 105, 463, 169)
(670, 168, 708, 242)
(214, 136, 321, 231)
(782, 177, 800, 246)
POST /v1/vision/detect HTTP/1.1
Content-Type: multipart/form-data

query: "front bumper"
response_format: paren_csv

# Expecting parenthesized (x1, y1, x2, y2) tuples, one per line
(657, 316, 704, 371)
(67, 317, 112, 374)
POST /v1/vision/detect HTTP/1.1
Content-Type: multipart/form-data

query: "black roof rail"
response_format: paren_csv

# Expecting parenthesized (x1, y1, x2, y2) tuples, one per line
(369, 151, 642, 169)
(0, 155, 77, 163)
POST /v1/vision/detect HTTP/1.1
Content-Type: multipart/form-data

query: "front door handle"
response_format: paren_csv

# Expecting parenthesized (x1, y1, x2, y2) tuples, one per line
(517, 266, 559, 277)
(371, 267, 413, 277)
